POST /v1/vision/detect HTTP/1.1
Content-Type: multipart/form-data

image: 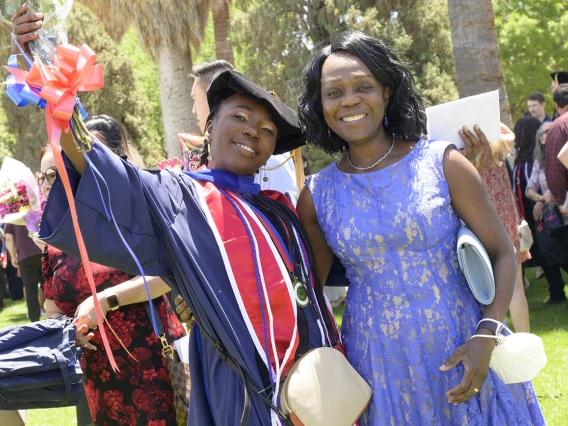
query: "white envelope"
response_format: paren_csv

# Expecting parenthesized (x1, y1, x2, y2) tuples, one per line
(426, 90, 501, 149)
(173, 333, 191, 364)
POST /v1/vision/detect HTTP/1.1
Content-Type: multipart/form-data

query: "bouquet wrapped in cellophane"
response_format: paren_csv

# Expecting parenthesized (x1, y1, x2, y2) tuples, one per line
(0, 157, 43, 232)
(1, 0, 96, 151)
(0, 1, 126, 371)
(1, 0, 73, 63)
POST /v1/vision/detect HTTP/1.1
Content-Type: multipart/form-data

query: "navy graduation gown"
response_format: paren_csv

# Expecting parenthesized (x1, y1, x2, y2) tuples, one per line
(39, 142, 331, 426)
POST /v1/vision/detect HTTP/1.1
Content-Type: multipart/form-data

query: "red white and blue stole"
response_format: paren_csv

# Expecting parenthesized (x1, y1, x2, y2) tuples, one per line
(193, 179, 333, 424)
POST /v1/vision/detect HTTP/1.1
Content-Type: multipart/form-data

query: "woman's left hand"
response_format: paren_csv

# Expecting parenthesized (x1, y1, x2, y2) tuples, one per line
(439, 335, 495, 404)
(459, 125, 490, 162)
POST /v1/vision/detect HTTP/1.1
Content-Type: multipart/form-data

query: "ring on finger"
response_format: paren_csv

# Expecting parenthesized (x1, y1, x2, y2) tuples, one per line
(473, 387, 479, 393)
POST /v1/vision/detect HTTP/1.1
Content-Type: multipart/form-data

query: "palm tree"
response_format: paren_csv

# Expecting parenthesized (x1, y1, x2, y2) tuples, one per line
(78, 0, 211, 157)
(212, 0, 235, 64)
(447, 0, 513, 128)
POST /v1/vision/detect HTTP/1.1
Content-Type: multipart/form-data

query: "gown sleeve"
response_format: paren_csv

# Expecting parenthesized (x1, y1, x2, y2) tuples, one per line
(38, 142, 181, 277)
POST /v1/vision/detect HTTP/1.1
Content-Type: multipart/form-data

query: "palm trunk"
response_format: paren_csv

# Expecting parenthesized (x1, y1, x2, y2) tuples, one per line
(212, 2, 235, 64)
(157, 44, 199, 158)
(447, 0, 513, 128)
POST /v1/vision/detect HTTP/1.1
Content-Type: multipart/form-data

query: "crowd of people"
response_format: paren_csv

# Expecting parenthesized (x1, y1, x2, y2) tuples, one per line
(1, 4, 567, 426)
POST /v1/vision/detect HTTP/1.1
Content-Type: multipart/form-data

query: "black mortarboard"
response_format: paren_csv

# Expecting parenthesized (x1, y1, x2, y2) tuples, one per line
(206, 70, 305, 154)
(551, 71, 568, 85)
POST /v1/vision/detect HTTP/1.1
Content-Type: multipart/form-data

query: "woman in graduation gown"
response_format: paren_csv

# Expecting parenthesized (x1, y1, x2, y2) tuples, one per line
(38, 70, 340, 426)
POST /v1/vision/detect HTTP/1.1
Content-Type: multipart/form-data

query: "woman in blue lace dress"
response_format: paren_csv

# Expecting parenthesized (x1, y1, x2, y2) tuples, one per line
(297, 31, 545, 425)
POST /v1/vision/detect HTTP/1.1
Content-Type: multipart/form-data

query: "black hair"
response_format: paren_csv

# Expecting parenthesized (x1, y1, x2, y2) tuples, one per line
(298, 31, 427, 154)
(191, 60, 235, 87)
(553, 84, 568, 108)
(514, 116, 541, 166)
(527, 92, 545, 103)
(85, 115, 131, 158)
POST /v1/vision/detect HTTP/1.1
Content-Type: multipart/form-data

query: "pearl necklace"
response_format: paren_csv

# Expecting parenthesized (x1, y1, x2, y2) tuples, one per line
(346, 134, 396, 171)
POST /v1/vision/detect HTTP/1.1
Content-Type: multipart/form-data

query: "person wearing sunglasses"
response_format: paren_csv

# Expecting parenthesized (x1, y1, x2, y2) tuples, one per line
(36, 166, 57, 187)
(37, 134, 186, 426)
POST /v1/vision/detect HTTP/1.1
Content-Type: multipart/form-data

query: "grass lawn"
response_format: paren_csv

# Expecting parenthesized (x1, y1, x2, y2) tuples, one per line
(0, 266, 566, 425)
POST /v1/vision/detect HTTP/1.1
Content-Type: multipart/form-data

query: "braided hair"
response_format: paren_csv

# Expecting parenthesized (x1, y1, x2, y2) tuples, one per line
(196, 94, 337, 345)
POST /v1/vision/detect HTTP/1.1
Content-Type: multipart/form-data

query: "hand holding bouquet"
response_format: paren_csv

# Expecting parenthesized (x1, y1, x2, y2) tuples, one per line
(2, 0, 74, 62)
(2, 0, 99, 152)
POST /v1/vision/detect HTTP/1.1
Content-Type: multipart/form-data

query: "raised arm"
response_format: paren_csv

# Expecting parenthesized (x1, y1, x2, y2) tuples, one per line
(38, 141, 175, 278)
(11, 6, 88, 174)
(60, 128, 88, 174)
(297, 186, 335, 286)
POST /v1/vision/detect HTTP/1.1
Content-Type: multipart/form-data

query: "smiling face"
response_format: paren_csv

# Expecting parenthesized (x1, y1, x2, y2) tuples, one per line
(206, 93, 278, 175)
(191, 78, 210, 134)
(320, 52, 390, 147)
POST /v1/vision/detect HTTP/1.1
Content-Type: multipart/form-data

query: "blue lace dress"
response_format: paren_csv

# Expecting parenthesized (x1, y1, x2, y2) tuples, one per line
(307, 140, 545, 426)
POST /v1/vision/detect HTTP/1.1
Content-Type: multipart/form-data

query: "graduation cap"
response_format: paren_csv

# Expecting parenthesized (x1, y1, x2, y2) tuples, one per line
(551, 71, 568, 86)
(207, 70, 305, 155)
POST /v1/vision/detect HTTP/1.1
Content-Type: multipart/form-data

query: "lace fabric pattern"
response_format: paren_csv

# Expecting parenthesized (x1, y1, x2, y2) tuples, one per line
(308, 139, 545, 426)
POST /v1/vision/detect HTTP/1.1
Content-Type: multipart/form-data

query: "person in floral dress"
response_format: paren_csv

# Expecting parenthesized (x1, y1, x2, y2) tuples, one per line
(43, 246, 185, 426)
(462, 126, 532, 332)
(39, 119, 186, 426)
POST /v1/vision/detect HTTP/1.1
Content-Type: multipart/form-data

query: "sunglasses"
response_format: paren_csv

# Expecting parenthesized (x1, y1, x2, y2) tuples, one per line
(36, 166, 57, 185)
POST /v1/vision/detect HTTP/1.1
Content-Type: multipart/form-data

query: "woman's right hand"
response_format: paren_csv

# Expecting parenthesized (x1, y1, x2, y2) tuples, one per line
(174, 294, 195, 328)
(11, 3, 43, 56)
(533, 201, 544, 221)
(75, 323, 96, 351)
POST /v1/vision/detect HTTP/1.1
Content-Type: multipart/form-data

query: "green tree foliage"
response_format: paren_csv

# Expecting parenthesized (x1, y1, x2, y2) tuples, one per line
(191, 13, 217, 66)
(494, 1, 568, 120)
(231, 0, 458, 172)
(117, 28, 165, 161)
(0, 3, 162, 170)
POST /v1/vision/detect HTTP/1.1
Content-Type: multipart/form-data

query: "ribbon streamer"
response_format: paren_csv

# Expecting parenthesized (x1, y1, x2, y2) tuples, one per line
(2, 42, 122, 371)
